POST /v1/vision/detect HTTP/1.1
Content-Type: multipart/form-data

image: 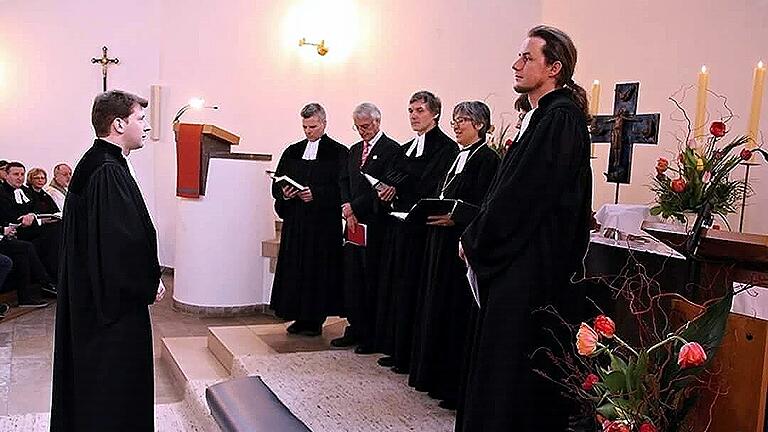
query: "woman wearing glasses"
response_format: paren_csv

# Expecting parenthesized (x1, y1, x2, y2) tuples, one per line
(409, 101, 500, 410)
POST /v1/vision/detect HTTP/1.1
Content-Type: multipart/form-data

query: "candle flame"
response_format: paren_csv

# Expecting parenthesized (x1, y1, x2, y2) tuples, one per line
(701, 65, 707, 73)
(593, 79, 600, 85)
(759, 61, 765, 69)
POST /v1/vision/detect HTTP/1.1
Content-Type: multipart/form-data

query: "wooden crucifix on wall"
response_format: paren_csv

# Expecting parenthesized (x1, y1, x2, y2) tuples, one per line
(591, 82, 660, 203)
(91, 46, 119, 92)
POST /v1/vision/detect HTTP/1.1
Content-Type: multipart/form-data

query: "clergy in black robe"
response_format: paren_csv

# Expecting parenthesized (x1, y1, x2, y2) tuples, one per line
(51, 91, 161, 432)
(270, 103, 349, 336)
(374, 91, 457, 372)
(26, 168, 61, 215)
(0, 163, 61, 283)
(456, 27, 593, 431)
(334, 103, 402, 351)
(409, 101, 499, 409)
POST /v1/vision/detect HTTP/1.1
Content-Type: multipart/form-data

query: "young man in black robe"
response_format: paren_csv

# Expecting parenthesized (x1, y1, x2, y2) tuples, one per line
(333, 103, 402, 352)
(270, 103, 349, 337)
(51, 90, 164, 432)
(456, 25, 593, 431)
(409, 101, 499, 410)
(374, 91, 457, 373)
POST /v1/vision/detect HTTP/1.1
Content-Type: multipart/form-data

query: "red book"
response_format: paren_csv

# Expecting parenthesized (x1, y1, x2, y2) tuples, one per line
(345, 222, 367, 247)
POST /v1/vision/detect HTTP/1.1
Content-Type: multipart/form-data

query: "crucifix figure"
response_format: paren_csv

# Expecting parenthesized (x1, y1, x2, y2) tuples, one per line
(591, 82, 660, 202)
(91, 46, 119, 92)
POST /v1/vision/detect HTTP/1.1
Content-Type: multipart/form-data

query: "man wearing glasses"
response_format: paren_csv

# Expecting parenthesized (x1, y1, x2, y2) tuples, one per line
(333, 103, 402, 353)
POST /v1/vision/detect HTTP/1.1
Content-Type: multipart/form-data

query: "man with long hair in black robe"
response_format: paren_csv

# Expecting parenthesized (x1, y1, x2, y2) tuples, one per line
(456, 25, 593, 431)
(51, 90, 164, 432)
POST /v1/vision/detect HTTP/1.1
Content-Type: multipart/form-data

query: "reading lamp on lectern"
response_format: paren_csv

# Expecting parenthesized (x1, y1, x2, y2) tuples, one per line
(172, 97, 219, 124)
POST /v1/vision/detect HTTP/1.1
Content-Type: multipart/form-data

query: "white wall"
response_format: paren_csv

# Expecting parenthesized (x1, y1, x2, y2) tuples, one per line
(543, 0, 768, 233)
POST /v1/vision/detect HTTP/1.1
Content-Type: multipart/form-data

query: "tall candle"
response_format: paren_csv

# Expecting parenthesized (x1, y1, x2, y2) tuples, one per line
(590, 80, 601, 115)
(590, 80, 600, 157)
(694, 65, 709, 138)
(747, 61, 766, 149)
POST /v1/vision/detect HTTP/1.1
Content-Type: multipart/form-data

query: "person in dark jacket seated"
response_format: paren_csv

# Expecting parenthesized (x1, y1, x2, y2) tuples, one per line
(26, 168, 60, 215)
(0, 224, 50, 306)
(0, 162, 61, 282)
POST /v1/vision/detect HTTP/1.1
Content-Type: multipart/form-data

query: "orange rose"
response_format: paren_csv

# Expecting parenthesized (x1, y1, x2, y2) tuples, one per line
(678, 342, 707, 368)
(594, 315, 616, 338)
(576, 323, 599, 356)
(655, 157, 669, 174)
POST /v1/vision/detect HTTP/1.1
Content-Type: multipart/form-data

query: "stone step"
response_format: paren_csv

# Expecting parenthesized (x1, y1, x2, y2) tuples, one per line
(161, 336, 229, 386)
(207, 325, 279, 373)
(206, 318, 349, 374)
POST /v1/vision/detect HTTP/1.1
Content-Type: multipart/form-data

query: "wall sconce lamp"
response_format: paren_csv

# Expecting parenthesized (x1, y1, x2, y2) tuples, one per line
(298, 38, 328, 56)
(173, 97, 219, 124)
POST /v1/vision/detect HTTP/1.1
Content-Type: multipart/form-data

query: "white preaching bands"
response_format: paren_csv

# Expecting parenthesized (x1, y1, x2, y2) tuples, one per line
(404, 133, 426, 158)
(302, 139, 320, 160)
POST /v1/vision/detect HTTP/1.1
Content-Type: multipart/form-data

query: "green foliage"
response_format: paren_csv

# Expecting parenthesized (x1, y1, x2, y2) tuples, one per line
(649, 132, 765, 225)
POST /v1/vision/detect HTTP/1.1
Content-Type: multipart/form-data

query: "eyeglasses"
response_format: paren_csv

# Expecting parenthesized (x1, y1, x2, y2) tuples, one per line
(352, 122, 376, 132)
(450, 117, 473, 127)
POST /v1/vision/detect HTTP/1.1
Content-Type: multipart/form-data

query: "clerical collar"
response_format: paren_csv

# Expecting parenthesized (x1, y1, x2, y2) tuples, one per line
(302, 136, 322, 160)
(405, 125, 438, 158)
(13, 187, 31, 204)
(439, 138, 485, 198)
(96, 138, 137, 178)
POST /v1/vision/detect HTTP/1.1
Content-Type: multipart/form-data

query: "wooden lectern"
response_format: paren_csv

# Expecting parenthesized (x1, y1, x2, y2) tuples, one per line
(174, 123, 269, 198)
(645, 222, 768, 432)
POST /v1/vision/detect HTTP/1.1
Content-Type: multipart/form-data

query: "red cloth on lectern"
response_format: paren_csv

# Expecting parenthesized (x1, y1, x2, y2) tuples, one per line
(176, 124, 204, 198)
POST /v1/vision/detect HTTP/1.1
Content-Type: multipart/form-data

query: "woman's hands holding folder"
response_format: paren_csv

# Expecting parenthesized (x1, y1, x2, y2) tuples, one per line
(426, 214, 455, 227)
(377, 184, 396, 202)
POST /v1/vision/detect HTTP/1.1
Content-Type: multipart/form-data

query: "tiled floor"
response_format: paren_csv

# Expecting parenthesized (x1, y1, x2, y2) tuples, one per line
(0, 269, 284, 416)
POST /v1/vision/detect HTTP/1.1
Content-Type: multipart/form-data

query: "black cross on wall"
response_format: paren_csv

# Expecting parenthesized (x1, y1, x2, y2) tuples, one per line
(591, 82, 660, 185)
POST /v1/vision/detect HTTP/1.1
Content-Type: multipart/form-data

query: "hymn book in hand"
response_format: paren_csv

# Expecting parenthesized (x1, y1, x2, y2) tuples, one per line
(268, 172, 307, 191)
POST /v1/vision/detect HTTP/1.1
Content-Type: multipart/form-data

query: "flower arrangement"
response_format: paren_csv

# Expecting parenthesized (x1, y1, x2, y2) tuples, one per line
(486, 119, 515, 156)
(556, 290, 733, 432)
(650, 116, 767, 225)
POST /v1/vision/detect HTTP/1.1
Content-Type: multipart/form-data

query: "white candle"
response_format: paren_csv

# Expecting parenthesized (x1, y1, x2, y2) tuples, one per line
(694, 65, 709, 138)
(747, 61, 766, 149)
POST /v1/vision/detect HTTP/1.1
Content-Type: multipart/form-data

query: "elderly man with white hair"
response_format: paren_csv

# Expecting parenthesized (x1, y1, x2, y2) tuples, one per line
(332, 102, 402, 353)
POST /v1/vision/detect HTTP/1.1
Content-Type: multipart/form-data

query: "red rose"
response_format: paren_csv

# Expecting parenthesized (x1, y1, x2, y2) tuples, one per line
(639, 423, 658, 432)
(671, 178, 687, 193)
(678, 342, 707, 368)
(581, 373, 599, 391)
(602, 420, 630, 432)
(741, 148, 753, 161)
(710, 121, 727, 137)
(594, 315, 616, 338)
(655, 157, 669, 174)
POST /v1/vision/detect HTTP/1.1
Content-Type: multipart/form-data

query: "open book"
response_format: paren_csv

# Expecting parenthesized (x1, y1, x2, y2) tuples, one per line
(36, 212, 62, 221)
(363, 173, 389, 193)
(268, 172, 307, 191)
(390, 198, 479, 225)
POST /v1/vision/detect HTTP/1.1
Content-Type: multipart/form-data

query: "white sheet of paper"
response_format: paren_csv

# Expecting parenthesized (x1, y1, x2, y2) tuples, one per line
(466, 265, 480, 308)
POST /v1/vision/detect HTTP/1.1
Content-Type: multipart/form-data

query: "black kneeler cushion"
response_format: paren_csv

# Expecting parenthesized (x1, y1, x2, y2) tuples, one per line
(206, 376, 312, 432)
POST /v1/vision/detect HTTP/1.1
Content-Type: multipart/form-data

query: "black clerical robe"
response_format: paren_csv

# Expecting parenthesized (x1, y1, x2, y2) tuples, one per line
(409, 139, 499, 406)
(456, 88, 592, 431)
(339, 133, 402, 345)
(0, 182, 60, 281)
(51, 139, 160, 432)
(374, 126, 457, 368)
(270, 134, 349, 321)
